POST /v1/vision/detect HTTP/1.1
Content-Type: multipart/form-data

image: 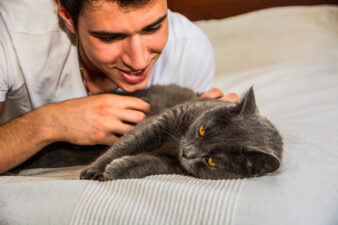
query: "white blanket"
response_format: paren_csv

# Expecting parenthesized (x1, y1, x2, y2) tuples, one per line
(1, 5, 338, 225)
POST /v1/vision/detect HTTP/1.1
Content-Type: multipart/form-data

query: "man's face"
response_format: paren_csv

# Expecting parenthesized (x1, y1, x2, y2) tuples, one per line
(77, 0, 168, 92)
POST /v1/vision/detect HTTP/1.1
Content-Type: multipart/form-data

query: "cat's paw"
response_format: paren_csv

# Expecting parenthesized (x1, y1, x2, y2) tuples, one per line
(102, 164, 123, 181)
(80, 166, 105, 181)
(102, 158, 131, 180)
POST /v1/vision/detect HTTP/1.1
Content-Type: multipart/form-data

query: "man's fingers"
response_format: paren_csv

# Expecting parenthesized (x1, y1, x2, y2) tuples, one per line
(98, 121, 134, 145)
(122, 96, 151, 113)
(110, 121, 134, 135)
(200, 88, 239, 102)
(200, 88, 224, 99)
(220, 93, 239, 103)
(100, 94, 150, 113)
(118, 109, 147, 124)
(100, 134, 119, 146)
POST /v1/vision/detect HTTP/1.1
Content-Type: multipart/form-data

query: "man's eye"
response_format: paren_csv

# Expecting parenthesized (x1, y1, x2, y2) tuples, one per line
(142, 24, 162, 34)
(97, 35, 125, 43)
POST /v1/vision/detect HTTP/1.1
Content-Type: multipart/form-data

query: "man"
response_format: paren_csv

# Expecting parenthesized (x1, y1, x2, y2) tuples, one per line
(0, 0, 237, 173)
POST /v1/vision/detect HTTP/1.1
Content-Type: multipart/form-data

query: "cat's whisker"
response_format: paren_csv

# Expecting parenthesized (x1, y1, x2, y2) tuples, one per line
(152, 133, 179, 144)
(157, 129, 176, 140)
(166, 127, 184, 139)
(171, 126, 184, 137)
(163, 129, 182, 143)
(163, 128, 177, 137)
(161, 134, 180, 144)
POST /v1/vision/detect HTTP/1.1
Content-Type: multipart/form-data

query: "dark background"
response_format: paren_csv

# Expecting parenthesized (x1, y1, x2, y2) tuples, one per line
(168, 0, 338, 21)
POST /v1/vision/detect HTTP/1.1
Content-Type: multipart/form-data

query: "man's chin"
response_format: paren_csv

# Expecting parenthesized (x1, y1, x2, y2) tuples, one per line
(118, 80, 149, 93)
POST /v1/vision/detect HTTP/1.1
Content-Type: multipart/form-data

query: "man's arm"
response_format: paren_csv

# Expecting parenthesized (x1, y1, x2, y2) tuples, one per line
(0, 103, 55, 173)
(0, 94, 150, 173)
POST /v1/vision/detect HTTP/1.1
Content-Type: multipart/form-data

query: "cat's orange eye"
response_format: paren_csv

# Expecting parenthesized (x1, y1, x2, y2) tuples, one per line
(208, 157, 216, 167)
(199, 125, 205, 136)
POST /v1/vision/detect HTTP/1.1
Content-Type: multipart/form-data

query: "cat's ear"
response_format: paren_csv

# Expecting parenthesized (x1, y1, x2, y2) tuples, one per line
(231, 87, 258, 116)
(244, 147, 281, 175)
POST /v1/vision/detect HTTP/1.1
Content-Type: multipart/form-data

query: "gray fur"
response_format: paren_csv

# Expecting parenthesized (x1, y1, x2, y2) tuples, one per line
(80, 84, 283, 180)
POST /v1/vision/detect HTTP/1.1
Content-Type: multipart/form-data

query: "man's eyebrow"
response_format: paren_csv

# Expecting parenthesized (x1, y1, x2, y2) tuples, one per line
(88, 13, 168, 36)
(142, 13, 167, 30)
(89, 30, 125, 37)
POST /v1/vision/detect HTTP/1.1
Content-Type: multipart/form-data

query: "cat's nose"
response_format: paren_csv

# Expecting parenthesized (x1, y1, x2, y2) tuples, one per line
(182, 148, 196, 159)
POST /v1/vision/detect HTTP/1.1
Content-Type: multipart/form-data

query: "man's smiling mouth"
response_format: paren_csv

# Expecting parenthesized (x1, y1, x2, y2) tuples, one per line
(117, 65, 150, 84)
(119, 68, 145, 75)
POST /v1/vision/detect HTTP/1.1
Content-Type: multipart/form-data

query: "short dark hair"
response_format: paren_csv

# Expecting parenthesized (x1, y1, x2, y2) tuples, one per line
(59, 0, 151, 29)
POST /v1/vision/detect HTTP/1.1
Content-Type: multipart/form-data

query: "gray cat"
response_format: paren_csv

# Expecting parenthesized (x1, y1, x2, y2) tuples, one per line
(80, 84, 283, 180)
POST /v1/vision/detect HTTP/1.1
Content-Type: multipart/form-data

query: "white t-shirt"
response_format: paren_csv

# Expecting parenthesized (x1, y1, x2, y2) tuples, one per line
(0, 0, 214, 124)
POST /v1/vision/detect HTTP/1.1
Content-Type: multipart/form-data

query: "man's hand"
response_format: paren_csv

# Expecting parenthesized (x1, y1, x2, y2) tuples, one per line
(46, 94, 150, 146)
(0, 94, 150, 173)
(200, 88, 239, 103)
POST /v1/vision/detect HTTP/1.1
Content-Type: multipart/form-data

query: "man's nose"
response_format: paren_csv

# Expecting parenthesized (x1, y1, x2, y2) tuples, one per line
(122, 35, 149, 71)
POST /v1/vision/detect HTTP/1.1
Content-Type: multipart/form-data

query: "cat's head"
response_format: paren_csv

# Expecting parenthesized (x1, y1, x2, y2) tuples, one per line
(179, 87, 283, 179)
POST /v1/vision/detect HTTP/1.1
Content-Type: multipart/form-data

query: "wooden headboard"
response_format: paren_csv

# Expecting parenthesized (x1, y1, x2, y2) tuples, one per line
(168, 0, 338, 21)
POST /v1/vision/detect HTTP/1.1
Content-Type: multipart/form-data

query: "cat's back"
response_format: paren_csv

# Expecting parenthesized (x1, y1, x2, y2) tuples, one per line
(114, 84, 199, 115)
(141, 84, 200, 115)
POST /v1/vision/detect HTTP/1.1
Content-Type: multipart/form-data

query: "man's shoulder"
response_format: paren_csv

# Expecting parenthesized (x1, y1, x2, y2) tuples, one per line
(0, 0, 60, 34)
(167, 10, 209, 43)
(152, 11, 215, 92)
(166, 10, 213, 61)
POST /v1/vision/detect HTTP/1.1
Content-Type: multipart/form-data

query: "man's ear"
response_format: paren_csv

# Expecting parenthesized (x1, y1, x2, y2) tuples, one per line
(55, 0, 77, 34)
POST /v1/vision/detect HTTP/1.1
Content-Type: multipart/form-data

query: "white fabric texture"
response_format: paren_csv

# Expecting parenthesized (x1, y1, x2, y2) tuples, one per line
(1, 5, 338, 225)
(0, 0, 214, 124)
(0, 40, 8, 102)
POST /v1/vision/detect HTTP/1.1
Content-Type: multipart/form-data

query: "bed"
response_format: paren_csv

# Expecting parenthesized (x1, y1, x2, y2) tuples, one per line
(1, 1, 338, 225)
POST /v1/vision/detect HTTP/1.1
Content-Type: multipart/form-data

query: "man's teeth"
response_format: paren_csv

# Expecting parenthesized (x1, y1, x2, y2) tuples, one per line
(128, 70, 143, 75)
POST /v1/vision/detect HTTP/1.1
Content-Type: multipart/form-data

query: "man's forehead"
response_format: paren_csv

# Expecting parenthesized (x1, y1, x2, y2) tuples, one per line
(82, 0, 156, 13)
(80, 0, 167, 32)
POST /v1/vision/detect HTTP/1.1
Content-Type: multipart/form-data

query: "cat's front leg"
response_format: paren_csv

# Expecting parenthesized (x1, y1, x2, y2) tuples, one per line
(103, 154, 185, 180)
(80, 153, 113, 180)
(81, 114, 174, 180)
(80, 114, 164, 180)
